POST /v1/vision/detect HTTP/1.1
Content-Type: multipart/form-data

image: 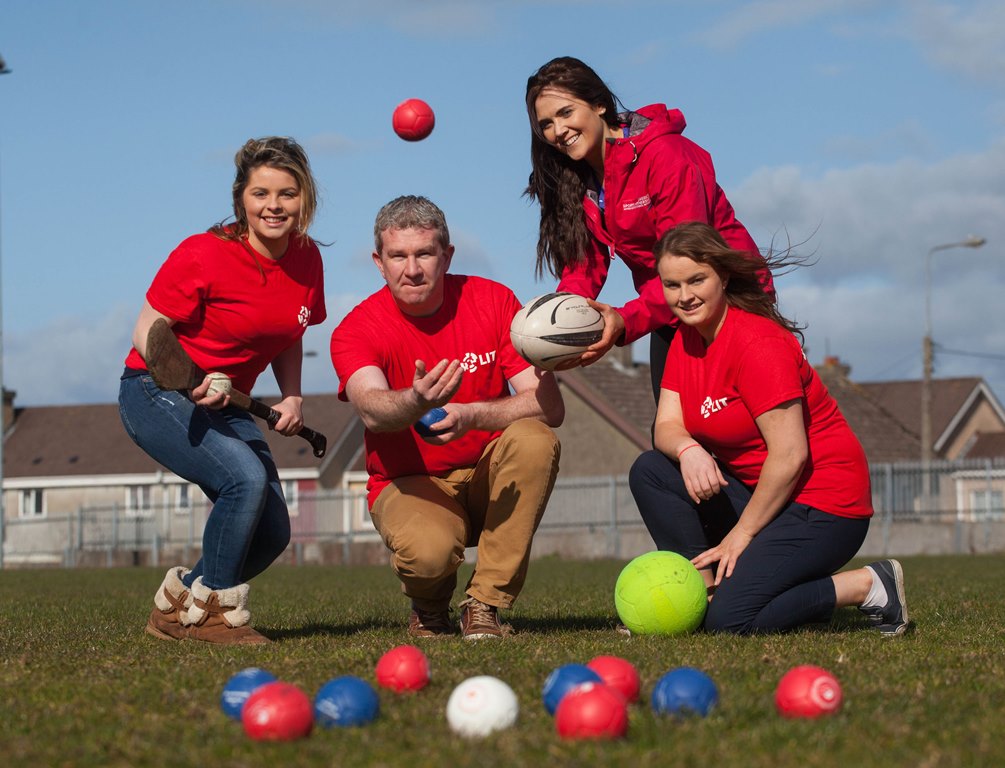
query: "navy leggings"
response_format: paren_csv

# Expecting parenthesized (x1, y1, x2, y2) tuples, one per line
(629, 450, 869, 634)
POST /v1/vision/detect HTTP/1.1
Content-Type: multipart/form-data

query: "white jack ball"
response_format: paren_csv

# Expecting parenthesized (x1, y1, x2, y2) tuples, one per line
(446, 676, 518, 738)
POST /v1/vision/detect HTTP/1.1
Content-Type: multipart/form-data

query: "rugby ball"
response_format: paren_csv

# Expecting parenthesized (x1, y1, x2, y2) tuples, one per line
(510, 293, 605, 370)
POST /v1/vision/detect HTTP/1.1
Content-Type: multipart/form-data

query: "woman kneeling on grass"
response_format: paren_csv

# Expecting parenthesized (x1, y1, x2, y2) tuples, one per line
(628, 222, 908, 636)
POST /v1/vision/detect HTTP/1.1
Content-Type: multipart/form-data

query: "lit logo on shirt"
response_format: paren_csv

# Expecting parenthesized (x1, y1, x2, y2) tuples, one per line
(298, 306, 310, 327)
(461, 350, 496, 373)
(701, 395, 729, 419)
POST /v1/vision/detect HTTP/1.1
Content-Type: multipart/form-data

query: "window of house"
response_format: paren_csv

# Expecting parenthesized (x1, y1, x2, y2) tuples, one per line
(174, 484, 193, 515)
(284, 480, 299, 516)
(971, 489, 1004, 520)
(19, 489, 45, 518)
(126, 485, 154, 518)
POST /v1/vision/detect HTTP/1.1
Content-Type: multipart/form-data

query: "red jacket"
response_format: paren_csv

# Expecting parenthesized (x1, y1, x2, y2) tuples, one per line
(557, 104, 771, 344)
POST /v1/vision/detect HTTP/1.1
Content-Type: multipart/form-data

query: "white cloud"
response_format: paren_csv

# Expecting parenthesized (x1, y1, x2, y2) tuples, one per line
(236, 0, 498, 36)
(5, 306, 136, 407)
(733, 137, 1005, 396)
(694, 0, 877, 49)
(821, 119, 934, 163)
(905, 1, 1005, 85)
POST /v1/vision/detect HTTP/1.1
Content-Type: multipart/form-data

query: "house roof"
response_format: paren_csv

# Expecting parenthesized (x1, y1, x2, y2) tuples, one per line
(2, 393, 360, 481)
(962, 431, 1005, 460)
(854, 377, 981, 440)
(814, 361, 921, 463)
(558, 359, 655, 449)
(560, 352, 931, 465)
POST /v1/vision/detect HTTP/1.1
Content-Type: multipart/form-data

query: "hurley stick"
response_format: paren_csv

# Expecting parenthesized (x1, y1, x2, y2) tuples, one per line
(144, 318, 327, 458)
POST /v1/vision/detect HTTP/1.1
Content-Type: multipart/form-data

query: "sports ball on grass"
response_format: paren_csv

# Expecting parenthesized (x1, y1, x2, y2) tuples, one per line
(509, 292, 605, 371)
(587, 655, 640, 703)
(375, 644, 430, 693)
(314, 675, 380, 728)
(221, 667, 277, 720)
(414, 407, 448, 437)
(775, 665, 843, 718)
(555, 683, 628, 740)
(392, 98, 435, 141)
(651, 667, 718, 718)
(614, 551, 707, 635)
(446, 676, 519, 738)
(542, 663, 603, 715)
(242, 681, 313, 741)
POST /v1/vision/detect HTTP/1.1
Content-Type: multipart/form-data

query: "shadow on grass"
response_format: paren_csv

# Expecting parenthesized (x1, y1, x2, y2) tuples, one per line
(510, 614, 618, 634)
(261, 618, 400, 640)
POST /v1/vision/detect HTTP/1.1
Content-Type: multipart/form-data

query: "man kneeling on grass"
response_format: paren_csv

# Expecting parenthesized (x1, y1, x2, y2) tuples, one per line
(330, 195, 564, 639)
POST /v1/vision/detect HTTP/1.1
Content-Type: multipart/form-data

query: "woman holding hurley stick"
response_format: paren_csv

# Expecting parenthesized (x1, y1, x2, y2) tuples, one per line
(118, 136, 326, 644)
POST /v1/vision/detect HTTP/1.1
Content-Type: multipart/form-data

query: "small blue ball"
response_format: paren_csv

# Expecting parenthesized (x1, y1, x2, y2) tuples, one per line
(220, 667, 277, 720)
(314, 675, 380, 728)
(651, 667, 718, 718)
(414, 407, 448, 437)
(542, 663, 603, 715)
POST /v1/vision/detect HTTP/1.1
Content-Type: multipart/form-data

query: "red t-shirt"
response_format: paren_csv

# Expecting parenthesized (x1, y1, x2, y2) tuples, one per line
(124, 232, 326, 394)
(330, 274, 530, 507)
(663, 308, 872, 519)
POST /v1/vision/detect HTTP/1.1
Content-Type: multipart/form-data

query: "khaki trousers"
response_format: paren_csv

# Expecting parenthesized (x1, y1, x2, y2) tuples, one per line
(369, 419, 561, 611)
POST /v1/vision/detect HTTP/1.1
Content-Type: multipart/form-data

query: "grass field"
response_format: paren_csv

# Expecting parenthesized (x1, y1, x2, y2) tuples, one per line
(1, 555, 1003, 767)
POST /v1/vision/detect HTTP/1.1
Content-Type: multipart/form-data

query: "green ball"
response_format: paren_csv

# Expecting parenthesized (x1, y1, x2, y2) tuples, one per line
(615, 551, 707, 635)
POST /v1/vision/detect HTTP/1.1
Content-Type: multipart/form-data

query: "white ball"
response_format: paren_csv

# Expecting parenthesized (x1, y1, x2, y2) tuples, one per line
(206, 372, 232, 396)
(446, 676, 518, 738)
(510, 292, 605, 370)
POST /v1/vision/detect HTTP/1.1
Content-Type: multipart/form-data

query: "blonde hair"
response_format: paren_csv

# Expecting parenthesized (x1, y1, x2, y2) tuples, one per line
(212, 136, 319, 242)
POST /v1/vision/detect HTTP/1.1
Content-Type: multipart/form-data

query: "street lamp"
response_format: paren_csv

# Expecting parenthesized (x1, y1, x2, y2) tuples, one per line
(920, 235, 987, 470)
(0, 53, 9, 570)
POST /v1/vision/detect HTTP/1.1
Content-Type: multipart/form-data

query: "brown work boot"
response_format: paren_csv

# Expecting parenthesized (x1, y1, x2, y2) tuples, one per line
(408, 603, 456, 638)
(458, 597, 512, 641)
(183, 577, 270, 645)
(145, 566, 192, 641)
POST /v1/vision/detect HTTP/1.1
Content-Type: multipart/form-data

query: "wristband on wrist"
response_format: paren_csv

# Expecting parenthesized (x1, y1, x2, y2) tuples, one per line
(677, 443, 701, 460)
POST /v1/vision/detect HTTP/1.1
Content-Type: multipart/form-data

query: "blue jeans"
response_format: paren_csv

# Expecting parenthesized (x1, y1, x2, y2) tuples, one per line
(629, 450, 869, 634)
(118, 373, 290, 590)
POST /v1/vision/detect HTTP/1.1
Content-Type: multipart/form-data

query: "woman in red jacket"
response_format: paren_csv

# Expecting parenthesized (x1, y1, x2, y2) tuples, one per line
(525, 56, 771, 398)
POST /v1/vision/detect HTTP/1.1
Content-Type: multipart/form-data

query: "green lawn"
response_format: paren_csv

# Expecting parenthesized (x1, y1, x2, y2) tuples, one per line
(1, 555, 1003, 767)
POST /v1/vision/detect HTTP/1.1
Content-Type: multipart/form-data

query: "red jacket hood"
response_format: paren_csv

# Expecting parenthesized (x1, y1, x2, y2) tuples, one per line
(620, 104, 687, 150)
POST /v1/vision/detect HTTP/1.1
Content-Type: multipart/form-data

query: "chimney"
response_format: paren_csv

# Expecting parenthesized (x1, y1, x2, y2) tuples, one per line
(606, 340, 633, 370)
(820, 356, 851, 378)
(2, 388, 14, 434)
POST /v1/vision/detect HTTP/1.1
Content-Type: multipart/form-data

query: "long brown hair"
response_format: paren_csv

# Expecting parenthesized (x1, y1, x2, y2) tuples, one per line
(654, 222, 805, 342)
(211, 136, 319, 244)
(524, 57, 622, 279)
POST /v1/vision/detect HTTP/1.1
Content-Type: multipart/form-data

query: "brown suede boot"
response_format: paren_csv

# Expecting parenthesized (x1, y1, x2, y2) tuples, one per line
(145, 566, 192, 641)
(183, 577, 270, 645)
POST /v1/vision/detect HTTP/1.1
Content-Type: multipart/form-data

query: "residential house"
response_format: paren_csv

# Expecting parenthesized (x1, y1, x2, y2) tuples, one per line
(0, 389, 364, 564)
(853, 375, 1005, 461)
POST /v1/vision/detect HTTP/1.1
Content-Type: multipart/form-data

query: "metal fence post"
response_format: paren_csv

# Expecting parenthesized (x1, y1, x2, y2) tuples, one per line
(186, 504, 195, 564)
(66, 511, 74, 567)
(951, 461, 964, 554)
(882, 464, 893, 556)
(342, 494, 352, 564)
(607, 476, 619, 559)
(109, 503, 118, 568)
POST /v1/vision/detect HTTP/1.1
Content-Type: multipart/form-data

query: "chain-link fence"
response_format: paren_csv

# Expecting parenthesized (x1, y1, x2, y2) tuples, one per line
(3, 459, 1003, 568)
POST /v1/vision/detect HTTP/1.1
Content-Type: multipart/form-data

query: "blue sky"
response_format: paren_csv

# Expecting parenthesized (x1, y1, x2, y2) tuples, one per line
(1, 0, 1003, 407)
